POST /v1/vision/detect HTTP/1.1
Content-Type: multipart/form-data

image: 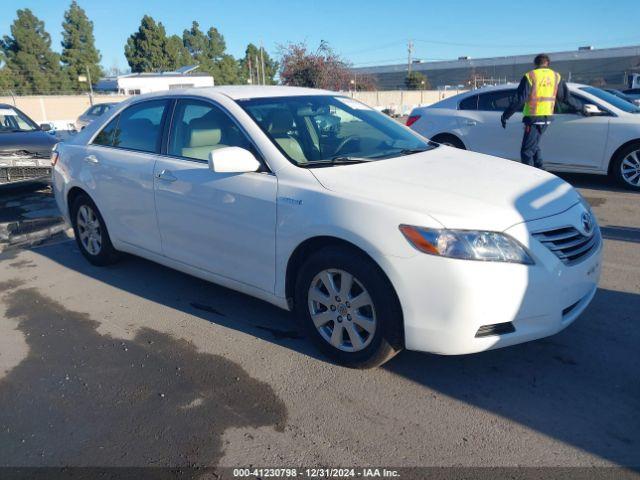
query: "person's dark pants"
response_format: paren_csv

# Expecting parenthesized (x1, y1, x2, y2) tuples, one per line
(521, 123, 548, 168)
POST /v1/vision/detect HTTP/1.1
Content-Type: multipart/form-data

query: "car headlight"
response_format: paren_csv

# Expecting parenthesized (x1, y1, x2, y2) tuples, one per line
(399, 225, 534, 264)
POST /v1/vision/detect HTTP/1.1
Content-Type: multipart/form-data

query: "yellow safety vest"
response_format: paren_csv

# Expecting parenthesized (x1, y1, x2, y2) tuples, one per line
(523, 68, 561, 117)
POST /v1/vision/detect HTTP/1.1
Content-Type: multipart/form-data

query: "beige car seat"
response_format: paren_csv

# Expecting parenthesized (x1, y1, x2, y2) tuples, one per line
(266, 109, 307, 163)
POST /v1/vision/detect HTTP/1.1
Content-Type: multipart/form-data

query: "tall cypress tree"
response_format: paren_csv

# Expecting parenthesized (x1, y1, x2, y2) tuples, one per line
(61, 0, 102, 91)
(182, 21, 240, 84)
(125, 15, 172, 73)
(1, 9, 69, 94)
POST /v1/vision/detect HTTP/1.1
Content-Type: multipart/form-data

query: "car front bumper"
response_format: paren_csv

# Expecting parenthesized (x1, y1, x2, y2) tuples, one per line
(383, 204, 602, 355)
(0, 154, 52, 186)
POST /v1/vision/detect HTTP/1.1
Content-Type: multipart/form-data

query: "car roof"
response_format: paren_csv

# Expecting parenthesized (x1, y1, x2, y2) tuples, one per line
(125, 85, 338, 103)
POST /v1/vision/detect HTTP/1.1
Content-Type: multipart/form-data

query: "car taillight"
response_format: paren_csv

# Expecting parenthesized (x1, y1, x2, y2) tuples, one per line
(406, 115, 421, 127)
(51, 143, 60, 166)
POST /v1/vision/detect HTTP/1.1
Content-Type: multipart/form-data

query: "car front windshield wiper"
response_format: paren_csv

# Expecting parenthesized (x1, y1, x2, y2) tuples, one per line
(397, 147, 432, 155)
(299, 156, 377, 168)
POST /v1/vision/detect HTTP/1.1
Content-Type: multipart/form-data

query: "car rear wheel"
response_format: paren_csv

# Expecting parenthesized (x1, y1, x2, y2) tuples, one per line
(431, 134, 465, 149)
(612, 143, 640, 190)
(70, 193, 119, 266)
(294, 246, 403, 368)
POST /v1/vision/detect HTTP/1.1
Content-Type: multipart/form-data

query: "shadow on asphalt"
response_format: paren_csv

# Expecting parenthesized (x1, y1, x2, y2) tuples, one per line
(556, 173, 629, 193)
(0, 273, 287, 467)
(24, 239, 640, 467)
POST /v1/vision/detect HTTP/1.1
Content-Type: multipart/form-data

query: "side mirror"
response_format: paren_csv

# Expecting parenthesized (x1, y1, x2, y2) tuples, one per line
(208, 146, 261, 173)
(40, 123, 52, 131)
(583, 104, 604, 116)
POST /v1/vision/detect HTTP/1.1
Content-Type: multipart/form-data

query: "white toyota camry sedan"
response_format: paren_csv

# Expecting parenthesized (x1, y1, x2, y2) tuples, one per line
(407, 84, 640, 190)
(52, 86, 602, 368)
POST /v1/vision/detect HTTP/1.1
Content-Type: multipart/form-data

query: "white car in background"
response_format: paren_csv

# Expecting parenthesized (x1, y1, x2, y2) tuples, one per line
(407, 84, 640, 190)
(53, 86, 601, 368)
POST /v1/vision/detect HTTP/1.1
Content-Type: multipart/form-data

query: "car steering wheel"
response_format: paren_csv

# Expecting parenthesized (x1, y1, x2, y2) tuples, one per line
(333, 136, 360, 156)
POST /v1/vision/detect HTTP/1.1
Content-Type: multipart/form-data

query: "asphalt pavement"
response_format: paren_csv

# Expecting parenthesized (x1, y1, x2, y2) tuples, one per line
(0, 174, 638, 469)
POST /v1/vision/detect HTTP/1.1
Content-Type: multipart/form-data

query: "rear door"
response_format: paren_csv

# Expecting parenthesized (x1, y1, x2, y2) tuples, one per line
(455, 89, 522, 160)
(85, 99, 170, 253)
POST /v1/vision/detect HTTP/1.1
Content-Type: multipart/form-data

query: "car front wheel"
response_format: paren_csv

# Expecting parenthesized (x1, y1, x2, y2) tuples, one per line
(612, 142, 640, 190)
(295, 246, 403, 368)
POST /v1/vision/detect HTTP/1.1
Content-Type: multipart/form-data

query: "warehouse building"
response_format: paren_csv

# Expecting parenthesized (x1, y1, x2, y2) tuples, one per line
(354, 45, 640, 90)
(95, 66, 214, 95)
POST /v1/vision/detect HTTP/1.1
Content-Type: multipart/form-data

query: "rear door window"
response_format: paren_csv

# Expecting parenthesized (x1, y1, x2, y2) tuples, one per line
(111, 100, 169, 153)
(92, 115, 120, 146)
(477, 90, 516, 111)
(459, 95, 478, 110)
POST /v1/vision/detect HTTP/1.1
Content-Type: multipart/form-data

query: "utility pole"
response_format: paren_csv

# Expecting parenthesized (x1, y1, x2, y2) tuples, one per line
(260, 43, 266, 85)
(248, 57, 253, 84)
(407, 40, 414, 75)
(86, 65, 94, 106)
(255, 55, 261, 85)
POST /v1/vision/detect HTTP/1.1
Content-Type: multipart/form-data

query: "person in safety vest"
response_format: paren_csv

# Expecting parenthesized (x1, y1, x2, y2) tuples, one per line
(501, 54, 584, 168)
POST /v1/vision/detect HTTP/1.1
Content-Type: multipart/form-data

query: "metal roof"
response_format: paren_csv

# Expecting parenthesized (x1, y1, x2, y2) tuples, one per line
(355, 45, 640, 74)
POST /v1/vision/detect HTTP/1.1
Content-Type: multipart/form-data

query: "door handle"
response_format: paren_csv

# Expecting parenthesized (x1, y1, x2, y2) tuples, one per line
(84, 155, 99, 165)
(463, 120, 478, 126)
(156, 169, 177, 182)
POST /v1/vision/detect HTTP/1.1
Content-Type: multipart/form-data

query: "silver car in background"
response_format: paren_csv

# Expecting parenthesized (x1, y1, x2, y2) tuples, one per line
(75, 102, 118, 130)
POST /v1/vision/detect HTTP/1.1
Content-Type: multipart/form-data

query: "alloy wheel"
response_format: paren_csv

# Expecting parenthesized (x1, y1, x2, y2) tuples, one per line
(620, 149, 640, 187)
(76, 204, 102, 255)
(307, 269, 377, 352)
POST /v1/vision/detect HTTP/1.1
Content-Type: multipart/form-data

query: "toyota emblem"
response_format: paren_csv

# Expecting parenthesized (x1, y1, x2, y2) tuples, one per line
(581, 212, 593, 236)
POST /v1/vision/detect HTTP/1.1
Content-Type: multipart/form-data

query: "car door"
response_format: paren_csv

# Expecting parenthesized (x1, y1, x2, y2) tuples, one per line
(455, 89, 522, 160)
(153, 98, 277, 292)
(541, 94, 609, 171)
(86, 99, 170, 253)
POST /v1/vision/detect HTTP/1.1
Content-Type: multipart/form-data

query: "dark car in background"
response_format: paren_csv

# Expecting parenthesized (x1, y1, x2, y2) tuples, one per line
(622, 88, 640, 106)
(0, 103, 57, 187)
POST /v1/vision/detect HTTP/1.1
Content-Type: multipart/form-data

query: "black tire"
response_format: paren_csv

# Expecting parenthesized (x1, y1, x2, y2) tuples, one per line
(431, 134, 465, 149)
(611, 142, 640, 190)
(70, 193, 119, 266)
(294, 246, 403, 368)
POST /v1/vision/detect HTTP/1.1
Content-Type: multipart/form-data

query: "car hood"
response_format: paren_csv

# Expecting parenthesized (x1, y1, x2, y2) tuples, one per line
(310, 146, 580, 231)
(0, 130, 57, 156)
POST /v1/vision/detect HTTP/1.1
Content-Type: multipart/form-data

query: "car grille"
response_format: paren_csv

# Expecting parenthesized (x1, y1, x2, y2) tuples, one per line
(0, 167, 51, 184)
(533, 226, 600, 265)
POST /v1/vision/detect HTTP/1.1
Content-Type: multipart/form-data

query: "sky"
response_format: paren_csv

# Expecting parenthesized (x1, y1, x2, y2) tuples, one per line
(1, 0, 638, 73)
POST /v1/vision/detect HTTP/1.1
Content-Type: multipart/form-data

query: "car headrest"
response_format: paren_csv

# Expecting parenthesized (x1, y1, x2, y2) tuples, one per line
(267, 109, 295, 136)
(189, 128, 221, 147)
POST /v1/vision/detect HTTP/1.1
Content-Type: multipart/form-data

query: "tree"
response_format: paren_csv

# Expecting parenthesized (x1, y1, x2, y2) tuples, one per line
(165, 34, 191, 70)
(405, 71, 430, 90)
(182, 21, 240, 84)
(0, 51, 13, 92)
(61, 0, 102, 92)
(240, 43, 278, 85)
(279, 41, 351, 90)
(124, 15, 172, 72)
(1, 9, 69, 94)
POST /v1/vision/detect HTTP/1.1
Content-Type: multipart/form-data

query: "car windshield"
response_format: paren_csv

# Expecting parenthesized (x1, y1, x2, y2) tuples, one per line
(580, 87, 640, 114)
(237, 95, 434, 166)
(0, 106, 39, 132)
